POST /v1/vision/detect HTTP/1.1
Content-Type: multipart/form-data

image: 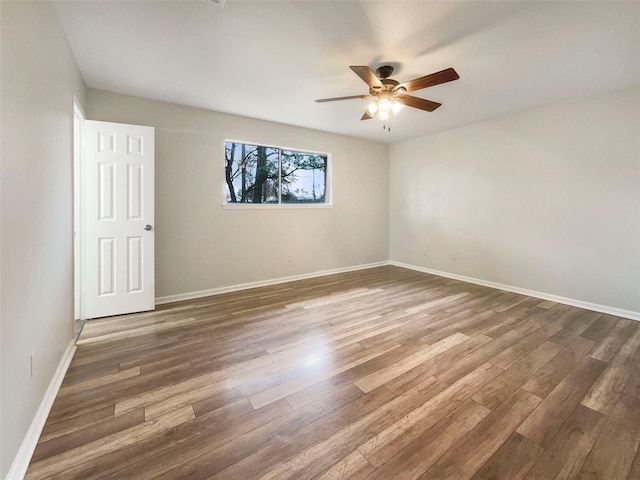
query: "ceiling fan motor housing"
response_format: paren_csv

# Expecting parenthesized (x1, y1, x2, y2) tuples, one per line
(370, 78, 401, 97)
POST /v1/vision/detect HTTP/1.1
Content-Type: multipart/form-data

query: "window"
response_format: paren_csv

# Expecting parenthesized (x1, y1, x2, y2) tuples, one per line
(224, 141, 328, 204)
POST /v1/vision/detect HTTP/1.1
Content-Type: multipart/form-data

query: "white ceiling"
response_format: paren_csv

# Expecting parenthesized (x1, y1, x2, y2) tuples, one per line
(52, 1, 640, 143)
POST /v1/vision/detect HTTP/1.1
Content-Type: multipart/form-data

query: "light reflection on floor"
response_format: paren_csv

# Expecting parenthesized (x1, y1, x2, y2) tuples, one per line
(301, 343, 334, 369)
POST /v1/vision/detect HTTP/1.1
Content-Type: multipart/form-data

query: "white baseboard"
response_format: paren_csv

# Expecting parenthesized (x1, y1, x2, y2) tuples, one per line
(155, 261, 389, 305)
(6, 340, 77, 480)
(390, 261, 640, 321)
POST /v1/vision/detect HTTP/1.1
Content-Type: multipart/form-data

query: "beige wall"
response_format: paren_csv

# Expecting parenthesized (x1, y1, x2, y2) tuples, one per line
(86, 89, 390, 298)
(0, 1, 86, 476)
(390, 86, 640, 314)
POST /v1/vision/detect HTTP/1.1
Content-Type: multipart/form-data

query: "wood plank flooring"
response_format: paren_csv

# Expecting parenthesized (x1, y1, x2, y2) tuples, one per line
(26, 266, 640, 479)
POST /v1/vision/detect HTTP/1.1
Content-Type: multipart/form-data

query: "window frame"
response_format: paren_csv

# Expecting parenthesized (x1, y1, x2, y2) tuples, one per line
(222, 139, 333, 209)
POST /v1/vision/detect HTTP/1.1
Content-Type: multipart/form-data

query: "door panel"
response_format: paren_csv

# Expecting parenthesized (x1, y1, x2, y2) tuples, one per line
(127, 236, 143, 293)
(127, 164, 143, 220)
(99, 163, 115, 220)
(84, 120, 155, 318)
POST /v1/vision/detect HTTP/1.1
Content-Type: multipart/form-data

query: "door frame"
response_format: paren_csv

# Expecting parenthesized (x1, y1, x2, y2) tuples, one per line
(74, 113, 156, 321)
(73, 98, 86, 321)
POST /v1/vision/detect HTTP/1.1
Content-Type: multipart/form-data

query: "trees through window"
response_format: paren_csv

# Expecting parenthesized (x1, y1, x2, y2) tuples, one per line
(224, 141, 328, 204)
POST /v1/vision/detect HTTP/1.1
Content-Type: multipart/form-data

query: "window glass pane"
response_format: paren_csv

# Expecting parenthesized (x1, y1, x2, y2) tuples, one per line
(281, 150, 327, 204)
(225, 142, 279, 203)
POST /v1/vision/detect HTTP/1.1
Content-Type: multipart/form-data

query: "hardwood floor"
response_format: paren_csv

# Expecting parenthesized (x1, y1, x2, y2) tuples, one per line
(26, 266, 640, 479)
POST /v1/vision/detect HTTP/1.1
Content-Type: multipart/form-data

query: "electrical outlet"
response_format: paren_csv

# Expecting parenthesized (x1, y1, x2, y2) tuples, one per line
(422, 249, 429, 256)
(287, 254, 293, 263)
(452, 253, 458, 261)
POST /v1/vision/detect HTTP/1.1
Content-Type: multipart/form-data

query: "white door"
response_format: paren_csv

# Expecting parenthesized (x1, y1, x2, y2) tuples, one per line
(84, 120, 155, 318)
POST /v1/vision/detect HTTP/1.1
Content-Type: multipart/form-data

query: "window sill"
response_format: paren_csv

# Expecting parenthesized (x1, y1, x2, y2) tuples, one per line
(221, 203, 334, 210)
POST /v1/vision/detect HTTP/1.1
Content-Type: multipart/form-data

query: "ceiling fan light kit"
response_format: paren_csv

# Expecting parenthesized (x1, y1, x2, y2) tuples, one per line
(316, 65, 459, 127)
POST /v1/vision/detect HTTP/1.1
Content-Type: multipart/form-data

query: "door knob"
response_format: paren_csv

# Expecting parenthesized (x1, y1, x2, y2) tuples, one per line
(144, 225, 153, 231)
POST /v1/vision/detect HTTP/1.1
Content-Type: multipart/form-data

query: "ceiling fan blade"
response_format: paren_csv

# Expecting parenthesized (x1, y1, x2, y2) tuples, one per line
(349, 66, 383, 88)
(398, 68, 459, 93)
(396, 95, 442, 112)
(361, 112, 373, 120)
(315, 94, 370, 103)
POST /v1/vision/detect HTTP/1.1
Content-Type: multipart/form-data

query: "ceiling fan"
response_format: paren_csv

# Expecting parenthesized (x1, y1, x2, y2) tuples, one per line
(316, 65, 459, 123)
